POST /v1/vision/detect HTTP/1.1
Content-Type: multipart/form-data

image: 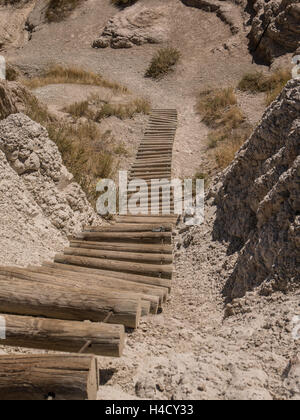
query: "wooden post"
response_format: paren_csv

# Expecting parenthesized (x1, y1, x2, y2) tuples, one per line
(0, 274, 141, 329)
(43, 262, 172, 291)
(27, 265, 168, 304)
(54, 254, 173, 279)
(0, 267, 154, 315)
(0, 355, 99, 400)
(0, 313, 125, 357)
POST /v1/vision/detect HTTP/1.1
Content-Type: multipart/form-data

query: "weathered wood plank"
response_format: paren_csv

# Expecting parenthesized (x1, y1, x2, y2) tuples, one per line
(0, 313, 125, 357)
(0, 355, 99, 400)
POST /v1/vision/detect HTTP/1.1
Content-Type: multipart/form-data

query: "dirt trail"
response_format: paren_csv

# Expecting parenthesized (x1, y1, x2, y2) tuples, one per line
(98, 205, 298, 400)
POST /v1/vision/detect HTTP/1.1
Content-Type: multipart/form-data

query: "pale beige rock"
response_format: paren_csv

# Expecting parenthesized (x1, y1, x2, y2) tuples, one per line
(214, 80, 300, 299)
(92, 3, 169, 49)
(0, 113, 99, 236)
(249, 0, 300, 64)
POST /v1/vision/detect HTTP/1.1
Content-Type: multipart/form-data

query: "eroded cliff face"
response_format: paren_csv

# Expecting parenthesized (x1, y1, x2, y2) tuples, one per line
(0, 81, 100, 266)
(214, 79, 300, 299)
(0, 113, 99, 235)
(248, 0, 300, 64)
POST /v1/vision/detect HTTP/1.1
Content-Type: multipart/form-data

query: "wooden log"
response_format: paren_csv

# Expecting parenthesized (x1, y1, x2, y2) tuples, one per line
(139, 141, 174, 145)
(0, 274, 141, 328)
(64, 247, 173, 264)
(126, 193, 175, 203)
(131, 167, 172, 173)
(63, 247, 173, 266)
(138, 147, 173, 152)
(0, 268, 152, 316)
(75, 231, 172, 244)
(116, 215, 178, 225)
(128, 174, 172, 181)
(70, 239, 173, 255)
(0, 313, 125, 357)
(132, 163, 172, 169)
(137, 153, 172, 157)
(43, 262, 172, 291)
(27, 265, 167, 304)
(134, 157, 172, 162)
(0, 355, 99, 400)
(130, 171, 172, 177)
(54, 254, 173, 279)
(83, 223, 173, 232)
(130, 173, 172, 179)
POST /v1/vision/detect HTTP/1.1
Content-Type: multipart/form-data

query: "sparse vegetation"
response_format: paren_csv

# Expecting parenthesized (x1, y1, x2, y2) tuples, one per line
(24, 95, 115, 205)
(197, 87, 252, 169)
(238, 68, 292, 105)
(196, 88, 237, 127)
(5, 65, 19, 82)
(46, 0, 85, 22)
(145, 48, 181, 79)
(95, 98, 151, 121)
(64, 96, 151, 121)
(63, 100, 91, 118)
(215, 126, 252, 169)
(22, 65, 127, 93)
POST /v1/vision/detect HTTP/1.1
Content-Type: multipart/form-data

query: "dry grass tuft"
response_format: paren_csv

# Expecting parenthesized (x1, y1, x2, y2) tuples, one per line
(215, 126, 252, 169)
(196, 88, 237, 127)
(22, 65, 128, 93)
(5, 65, 19, 81)
(238, 68, 292, 105)
(197, 87, 252, 169)
(63, 100, 91, 118)
(64, 96, 151, 121)
(24, 95, 115, 205)
(145, 48, 181, 79)
(95, 98, 151, 121)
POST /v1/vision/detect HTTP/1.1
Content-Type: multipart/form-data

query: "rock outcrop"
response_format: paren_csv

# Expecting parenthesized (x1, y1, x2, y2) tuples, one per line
(92, 3, 169, 49)
(248, 0, 300, 64)
(214, 79, 300, 299)
(0, 80, 30, 119)
(181, 0, 242, 34)
(0, 113, 99, 236)
(0, 147, 67, 266)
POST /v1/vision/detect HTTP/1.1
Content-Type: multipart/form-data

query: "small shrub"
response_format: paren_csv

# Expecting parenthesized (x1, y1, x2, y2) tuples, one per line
(46, 0, 85, 22)
(22, 65, 127, 93)
(63, 100, 91, 118)
(196, 88, 237, 127)
(6, 65, 19, 81)
(145, 48, 181, 79)
(238, 68, 292, 105)
(237, 72, 264, 93)
(197, 86, 252, 168)
(215, 126, 252, 169)
(95, 98, 151, 121)
(64, 96, 150, 121)
(24, 95, 115, 205)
